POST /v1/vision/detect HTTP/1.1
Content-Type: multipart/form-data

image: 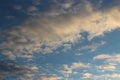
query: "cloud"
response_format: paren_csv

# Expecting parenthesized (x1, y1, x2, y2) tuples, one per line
(47, 75, 62, 80)
(71, 62, 90, 69)
(27, 6, 38, 12)
(94, 53, 120, 73)
(29, 66, 38, 71)
(13, 5, 22, 10)
(39, 74, 62, 80)
(78, 41, 105, 52)
(0, 61, 30, 79)
(93, 73, 120, 80)
(96, 64, 116, 71)
(1, 0, 120, 80)
(1, 0, 120, 57)
(93, 54, 112, 60)
(2, 50, 16, 60)
(0, 58, 39, 80)
(82, 73, 92, 78)
(94, 54, 120, 63)
(61, 62, 90, 76)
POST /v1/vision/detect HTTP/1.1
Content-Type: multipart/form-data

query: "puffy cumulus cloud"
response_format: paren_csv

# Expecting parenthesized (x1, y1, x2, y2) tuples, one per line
(1, 0, 120, 57)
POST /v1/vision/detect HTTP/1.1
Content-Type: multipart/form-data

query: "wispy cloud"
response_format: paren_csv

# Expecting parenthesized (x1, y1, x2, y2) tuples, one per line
(78, 41, 105, 52)
(94, 54, 120, 63)
(96, 64, 116, 72)
(94, 54, 112, 60)
(93, 73, 120, 80)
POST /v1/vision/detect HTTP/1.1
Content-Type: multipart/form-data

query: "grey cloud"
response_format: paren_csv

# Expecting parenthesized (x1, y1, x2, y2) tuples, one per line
(0, 62, 26, 79)
(0, 59, 39, 80)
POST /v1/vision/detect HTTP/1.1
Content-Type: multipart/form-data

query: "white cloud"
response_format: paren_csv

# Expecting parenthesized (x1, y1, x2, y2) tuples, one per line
(94, 53, 120, 73)
(60, 62, 90, 76)
(96, 64, 116, 71)
(71, 62, 90, 69)
(30, 66, 38, 71)
(48, 75, 62, 80)
(93, 73, 120, 80)
(94, 54, 112, 60)
(94, 54, 120, 63)
(82, 73, 92, 78)
(107, 54, 120, 63)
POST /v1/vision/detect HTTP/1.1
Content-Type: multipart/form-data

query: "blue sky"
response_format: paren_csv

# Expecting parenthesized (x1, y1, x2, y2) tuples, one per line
(0, 0, 120, 80)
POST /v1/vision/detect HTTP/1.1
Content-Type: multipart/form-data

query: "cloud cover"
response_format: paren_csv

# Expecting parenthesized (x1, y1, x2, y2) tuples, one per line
(1, 0, 120, 79)
(1, 0, 120, 58)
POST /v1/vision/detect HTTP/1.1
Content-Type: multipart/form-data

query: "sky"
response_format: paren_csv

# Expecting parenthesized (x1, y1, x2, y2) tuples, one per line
(0, 0, 120, 80)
